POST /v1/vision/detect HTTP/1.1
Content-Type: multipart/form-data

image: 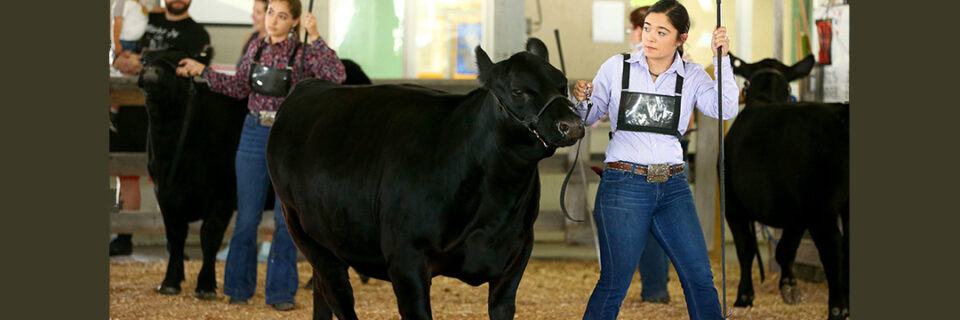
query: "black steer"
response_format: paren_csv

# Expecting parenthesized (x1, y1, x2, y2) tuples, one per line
(303, 58, 373, 289)
(725, 53, 849, 320)
(137, 50, 248, 299)
(266, 38, 584, 319)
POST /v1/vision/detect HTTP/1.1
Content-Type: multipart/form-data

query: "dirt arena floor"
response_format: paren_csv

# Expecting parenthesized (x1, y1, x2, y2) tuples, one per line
(110, 259, 831, 319)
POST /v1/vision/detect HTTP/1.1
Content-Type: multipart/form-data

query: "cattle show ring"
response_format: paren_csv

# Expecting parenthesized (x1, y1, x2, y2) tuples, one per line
(109, 0, 849, 319)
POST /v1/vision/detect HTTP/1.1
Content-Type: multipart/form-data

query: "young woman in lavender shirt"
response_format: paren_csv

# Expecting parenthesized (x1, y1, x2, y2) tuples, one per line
(573, 1, 738, 319)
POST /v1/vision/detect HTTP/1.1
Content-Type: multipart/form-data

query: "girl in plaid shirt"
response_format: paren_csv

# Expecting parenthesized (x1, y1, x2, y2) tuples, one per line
(176, 0, 345, 311)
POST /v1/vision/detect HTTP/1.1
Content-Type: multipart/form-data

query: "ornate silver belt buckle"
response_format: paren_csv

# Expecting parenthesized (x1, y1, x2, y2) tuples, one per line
(646, 164, 670, 183)
(259, 110, 277, 127)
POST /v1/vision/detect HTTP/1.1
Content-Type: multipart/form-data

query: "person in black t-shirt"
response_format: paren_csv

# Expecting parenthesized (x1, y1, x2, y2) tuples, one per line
(114, 0, 212, 73)
(109, 0, 212, 257)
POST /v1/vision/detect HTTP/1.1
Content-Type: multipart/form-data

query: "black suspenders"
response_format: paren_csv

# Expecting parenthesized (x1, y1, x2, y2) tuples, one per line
(618, 53, 685, 137)
(621, 53, 683, 100)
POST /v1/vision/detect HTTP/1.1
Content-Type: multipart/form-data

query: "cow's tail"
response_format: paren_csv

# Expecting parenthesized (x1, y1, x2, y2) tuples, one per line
(751, 221, 765, 283)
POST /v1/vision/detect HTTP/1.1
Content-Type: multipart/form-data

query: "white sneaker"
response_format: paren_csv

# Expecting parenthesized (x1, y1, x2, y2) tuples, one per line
(258, 241, 271, 262)
(216, 247, 229, 261)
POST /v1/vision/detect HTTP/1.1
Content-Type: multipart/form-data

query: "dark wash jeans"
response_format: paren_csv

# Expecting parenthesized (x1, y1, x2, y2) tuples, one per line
(223, 114, 298, 305)
(583, 166, 722, 320)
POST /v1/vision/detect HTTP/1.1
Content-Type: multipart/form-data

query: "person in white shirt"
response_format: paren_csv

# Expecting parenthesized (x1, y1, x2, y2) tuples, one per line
(111, 0, 150, 57)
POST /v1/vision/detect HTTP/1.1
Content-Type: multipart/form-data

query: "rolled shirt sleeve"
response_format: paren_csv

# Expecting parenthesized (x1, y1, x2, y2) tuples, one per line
(692, 55, 739, 120)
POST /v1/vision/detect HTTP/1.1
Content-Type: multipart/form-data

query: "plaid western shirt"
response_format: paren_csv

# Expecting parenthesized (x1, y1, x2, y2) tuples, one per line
(203, 36, 346, 112)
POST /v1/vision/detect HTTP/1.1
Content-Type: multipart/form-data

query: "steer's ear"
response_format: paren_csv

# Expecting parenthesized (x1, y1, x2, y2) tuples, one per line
(786, 54, 816, 81)
(525, 37, 549, 61)
(729, 52, 750, 78)
(476, 46, 493, 85)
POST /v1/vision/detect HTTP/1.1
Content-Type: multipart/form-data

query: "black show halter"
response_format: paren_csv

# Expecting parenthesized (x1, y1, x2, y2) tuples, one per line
(487, 90, 569, 149)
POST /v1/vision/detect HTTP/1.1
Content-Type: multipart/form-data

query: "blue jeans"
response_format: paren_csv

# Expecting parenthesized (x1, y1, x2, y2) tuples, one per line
(583, 166, 722, 320)
(635, 160, 692, 301)
(638, 232, 670, 300)
(224, 114, 298, 305)
(119, 40, 139, 53)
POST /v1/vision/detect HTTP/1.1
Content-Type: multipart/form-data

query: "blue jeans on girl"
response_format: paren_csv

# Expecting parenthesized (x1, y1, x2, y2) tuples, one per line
(583, 166, 722, 320)
(638, 232, 670, 302)
(223, 114, 298, 305)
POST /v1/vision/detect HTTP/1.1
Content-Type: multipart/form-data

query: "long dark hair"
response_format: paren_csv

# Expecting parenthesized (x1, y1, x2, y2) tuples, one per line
(646, 0, 690, 57)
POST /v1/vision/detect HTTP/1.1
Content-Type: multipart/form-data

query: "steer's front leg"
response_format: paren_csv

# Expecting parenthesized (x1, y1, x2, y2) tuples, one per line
(487, 238, 534, 320)
(387, 250, 433, 320)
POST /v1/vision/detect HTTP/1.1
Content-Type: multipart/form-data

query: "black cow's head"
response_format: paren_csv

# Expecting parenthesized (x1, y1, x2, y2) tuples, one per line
(138, 49, 192, 97)
(731, 53, 815, 104)
(138, 50, 196, 120)
(475, 38, 585, 149)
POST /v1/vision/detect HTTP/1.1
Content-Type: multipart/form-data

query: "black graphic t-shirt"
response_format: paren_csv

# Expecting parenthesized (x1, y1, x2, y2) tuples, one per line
(139, 13, 213, 64)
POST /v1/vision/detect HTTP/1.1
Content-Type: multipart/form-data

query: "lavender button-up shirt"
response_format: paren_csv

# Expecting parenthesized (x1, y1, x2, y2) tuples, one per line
(575, 49, 739, 166)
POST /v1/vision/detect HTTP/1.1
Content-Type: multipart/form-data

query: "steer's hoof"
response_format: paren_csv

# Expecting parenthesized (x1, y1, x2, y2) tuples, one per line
(157, 285, 181, 295)
(194, 290, 217, 300)
(733, 294, 753, 307)
(827, 307, 848, 320)
(780, 284, 802, 304)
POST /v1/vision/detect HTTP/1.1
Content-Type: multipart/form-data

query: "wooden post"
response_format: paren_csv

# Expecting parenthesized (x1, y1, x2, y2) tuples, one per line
(695, 109, 719, 251)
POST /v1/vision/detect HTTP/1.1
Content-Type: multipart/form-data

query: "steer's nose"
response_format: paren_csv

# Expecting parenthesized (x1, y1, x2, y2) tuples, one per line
(557, 122, 571, 136)
(140, 66, 161, 84)
(557, 119, 585, 140)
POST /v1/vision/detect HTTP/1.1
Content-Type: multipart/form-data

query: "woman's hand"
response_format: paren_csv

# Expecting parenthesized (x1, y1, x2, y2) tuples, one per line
(303, 12, 320, 42)
(712, 26, 731, 57)
(574, 80, 593, 102)
(176, 58, 206, 78)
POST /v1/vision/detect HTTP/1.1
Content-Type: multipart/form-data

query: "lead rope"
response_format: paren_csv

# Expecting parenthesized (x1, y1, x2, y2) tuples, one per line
(163, 78, 197, 189)
(558, 94, 592, 223)
(717, 0, 733, 318)
(554, 27, 590, 223)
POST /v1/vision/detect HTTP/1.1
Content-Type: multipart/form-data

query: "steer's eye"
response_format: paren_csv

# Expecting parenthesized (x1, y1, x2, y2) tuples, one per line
(511, 89, 524, 97)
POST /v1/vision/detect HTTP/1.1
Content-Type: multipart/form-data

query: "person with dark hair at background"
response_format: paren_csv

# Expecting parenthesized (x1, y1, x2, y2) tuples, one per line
(238, 0, 268, 68)
(574, 0, 738, 319)
(176, 0, 345, 311)
(109, 0, 211, 257)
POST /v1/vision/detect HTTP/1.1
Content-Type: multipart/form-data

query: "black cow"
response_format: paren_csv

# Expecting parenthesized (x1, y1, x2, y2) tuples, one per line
(265, 38, 584, 319)
(724, 53, 849, 320)
(137, 49, 248, 299)
(302, 58, 373, 289)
